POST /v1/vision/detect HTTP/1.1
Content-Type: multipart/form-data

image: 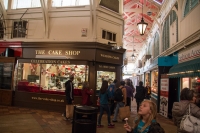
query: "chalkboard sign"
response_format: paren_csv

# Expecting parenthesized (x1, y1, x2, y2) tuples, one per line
(99, 0, 119, 13)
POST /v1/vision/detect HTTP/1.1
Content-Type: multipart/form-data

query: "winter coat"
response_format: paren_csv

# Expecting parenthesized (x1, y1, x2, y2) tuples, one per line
(135, 86, 146, 101)
(82, 88, 93, 106)
(172, 100, 200, 133)
(65, 80, 74, 104)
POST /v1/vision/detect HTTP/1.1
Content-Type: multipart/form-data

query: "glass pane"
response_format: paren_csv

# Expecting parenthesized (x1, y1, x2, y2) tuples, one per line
(0, 63, 13, 90)
(52, 0, 62, 7)
(3, 0, 8, 9)
(191, 77, 200, 95)
(191, 0, 198, 9)
(62, 0, 76, 6)
(96, 71, 116, 92)
(184, 0, 190, 17)
(17, 63, 41, 92)
(182, 78, 189, 88)
(79, 0, 90, 5)
(12, 0, 41, 9)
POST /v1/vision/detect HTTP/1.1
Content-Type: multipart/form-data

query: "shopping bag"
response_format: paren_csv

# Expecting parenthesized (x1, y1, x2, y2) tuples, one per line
(119, 106, 130, 120)
(66, 104, 74, 118)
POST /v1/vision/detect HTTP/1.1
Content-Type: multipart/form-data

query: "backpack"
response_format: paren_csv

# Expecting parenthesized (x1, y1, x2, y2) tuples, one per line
(114, 88, 123, 102)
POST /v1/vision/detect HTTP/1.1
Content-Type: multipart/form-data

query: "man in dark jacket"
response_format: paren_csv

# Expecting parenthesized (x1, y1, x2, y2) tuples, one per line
(135, 81, 146, 112)
(65, 75, 74, 120)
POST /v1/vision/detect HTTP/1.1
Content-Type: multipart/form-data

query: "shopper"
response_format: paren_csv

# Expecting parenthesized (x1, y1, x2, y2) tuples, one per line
(172, 88, 200, 133)
(124, 100, 165, 133)
(112, 80, 127, 122)
(108, 79, 118, 115)
(145, 83, 151, 99)
(97, 80, 115, 128)
(135, 81, 146, 112)
(82, 81, 93, 106)
(125, 80, 133, 109)
(64, 75, 74, 121)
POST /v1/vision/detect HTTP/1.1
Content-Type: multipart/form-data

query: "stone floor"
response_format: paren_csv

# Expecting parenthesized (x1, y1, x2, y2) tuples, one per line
(0, 99, 177, 133)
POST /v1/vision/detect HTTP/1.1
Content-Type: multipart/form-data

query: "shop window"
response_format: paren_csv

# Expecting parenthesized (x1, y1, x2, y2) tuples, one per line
(16, 62, 89, 96)
(12, 0, 41, 9)
(101, 30, 117, 42)
(96, 71, 116, 92)
(52, 0, 90, 7)
(151, 71, 158, 93)
(12, 20, 28, 38)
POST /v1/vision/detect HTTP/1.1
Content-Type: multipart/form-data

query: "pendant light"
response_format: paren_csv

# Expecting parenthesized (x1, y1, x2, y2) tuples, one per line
(137, 2, 148, 35)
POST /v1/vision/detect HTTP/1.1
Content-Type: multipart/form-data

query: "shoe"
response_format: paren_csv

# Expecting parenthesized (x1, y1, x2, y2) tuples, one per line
(97, 125, 104, 128)
(108, 123, 115, 128)
(112, 120, 118, 122)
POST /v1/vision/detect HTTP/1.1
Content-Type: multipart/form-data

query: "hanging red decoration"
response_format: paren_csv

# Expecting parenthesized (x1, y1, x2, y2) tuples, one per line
(68, 68, 71, 70)
(75, 65, 78, 68)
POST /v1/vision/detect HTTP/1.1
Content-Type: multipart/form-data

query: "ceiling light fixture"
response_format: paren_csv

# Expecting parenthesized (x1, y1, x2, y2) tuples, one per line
(137, 2, 148, 35)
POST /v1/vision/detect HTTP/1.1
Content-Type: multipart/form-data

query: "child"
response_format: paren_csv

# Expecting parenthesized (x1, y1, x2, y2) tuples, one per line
(124, 100, 165, 133)
(97, 80, 115, 128)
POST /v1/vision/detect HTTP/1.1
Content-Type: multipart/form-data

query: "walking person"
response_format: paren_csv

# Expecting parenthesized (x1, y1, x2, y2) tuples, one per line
(65, 75, 74, 121)
(172, 88, 200, 133)
(125, 80, 133, 109)
(135, 81, 146, 112)
(97, 80, 115, 128)
(82, 81, 93, 106)
(108, 79, 118, 115)
(112, 81, 127, 122)
(124, 100, 165, 133)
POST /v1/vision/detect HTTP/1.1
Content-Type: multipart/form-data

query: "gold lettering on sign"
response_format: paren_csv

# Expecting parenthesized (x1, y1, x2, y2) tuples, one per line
(31, 97, 64, 103)
(35, 50, 45, 55)
(48, 50, 62, 55)
(65, 51, 81, 55)
(30, 60, 70, 64)
(35, 50, 81, 56)
(98, 65, 115, 69)
(100, 54, 119, 60)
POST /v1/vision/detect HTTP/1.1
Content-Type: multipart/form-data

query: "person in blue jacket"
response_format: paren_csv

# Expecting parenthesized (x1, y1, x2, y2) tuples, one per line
(97, 80, 115, 128)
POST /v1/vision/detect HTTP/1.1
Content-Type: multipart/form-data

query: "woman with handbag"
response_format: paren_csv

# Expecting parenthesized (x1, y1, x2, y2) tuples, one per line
(172, 88, 200, 133)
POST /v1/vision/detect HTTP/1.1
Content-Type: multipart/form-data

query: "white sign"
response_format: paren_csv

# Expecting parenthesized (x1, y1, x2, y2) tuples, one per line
(160, 78, 169, 118)
(81, 28, 87, 37)
(178, 44, 200, 63)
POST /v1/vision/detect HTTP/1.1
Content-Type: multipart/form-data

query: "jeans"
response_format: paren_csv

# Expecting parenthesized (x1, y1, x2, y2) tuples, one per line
(113, 102, 125, 121)
(97, 104, 111, 125)
(110, 99, 115, 115)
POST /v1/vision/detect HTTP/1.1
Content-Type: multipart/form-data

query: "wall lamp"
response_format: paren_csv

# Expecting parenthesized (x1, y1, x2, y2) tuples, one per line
(108, 42, 122, 50)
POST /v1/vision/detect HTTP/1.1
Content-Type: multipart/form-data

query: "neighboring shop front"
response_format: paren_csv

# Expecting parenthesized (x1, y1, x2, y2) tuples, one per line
(0, 42, 22, 106)
(14, 42, 125, 112)
(168, 40, 200, 99)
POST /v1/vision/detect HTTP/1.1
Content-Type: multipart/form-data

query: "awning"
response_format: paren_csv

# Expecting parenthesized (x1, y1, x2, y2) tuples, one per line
(168, 58, 200, 78)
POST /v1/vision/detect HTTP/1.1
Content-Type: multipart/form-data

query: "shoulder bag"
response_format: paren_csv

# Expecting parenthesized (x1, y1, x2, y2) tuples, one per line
(180, 104, 200, 133)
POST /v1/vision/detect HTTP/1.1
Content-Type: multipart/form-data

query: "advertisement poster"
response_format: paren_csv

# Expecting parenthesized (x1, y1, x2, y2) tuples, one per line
(160, 78, 169, 118)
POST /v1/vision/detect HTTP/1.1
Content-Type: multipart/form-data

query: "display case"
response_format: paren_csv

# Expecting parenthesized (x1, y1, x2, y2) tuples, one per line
(96, 71, 116, 90)
(16, 61, 89, 96)
(151, 70, 158, 93)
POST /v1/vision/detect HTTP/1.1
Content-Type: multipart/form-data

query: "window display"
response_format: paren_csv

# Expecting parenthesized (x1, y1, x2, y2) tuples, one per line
(151, 70, 158, 93)
(96, 71, 115, 90)
(16, 62, 89, 95)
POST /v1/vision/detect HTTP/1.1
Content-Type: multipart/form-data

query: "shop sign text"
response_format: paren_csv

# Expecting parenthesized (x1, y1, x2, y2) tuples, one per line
(32, 97, 64, 103)
(35, 50, 81, 56)
(99, 65, 115, 69)
(100, 54, 119, 60)
(31, 59, 70, 64)
(178, 45, 200, 63)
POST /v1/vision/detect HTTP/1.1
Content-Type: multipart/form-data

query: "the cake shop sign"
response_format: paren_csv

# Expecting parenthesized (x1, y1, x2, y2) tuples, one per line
(178, 44, 200, 63)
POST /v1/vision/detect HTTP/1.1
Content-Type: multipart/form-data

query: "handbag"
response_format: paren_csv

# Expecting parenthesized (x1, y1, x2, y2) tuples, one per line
(119, 106, 130, 120)
(180, 104, 200, 133)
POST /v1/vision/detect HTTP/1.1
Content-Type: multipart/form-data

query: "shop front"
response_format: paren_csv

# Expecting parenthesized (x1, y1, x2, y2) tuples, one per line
(168, 41, 200, 99)
(14, 42, 125, 112)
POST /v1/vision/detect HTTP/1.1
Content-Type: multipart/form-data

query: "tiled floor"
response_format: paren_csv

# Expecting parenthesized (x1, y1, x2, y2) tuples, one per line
(0, 99, 177, 133)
